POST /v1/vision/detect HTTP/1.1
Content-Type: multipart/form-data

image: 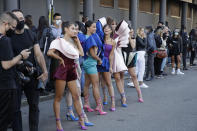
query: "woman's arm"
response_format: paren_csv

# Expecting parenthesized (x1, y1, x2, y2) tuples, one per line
(129, 38, 136, 50)
(47, 49, 65, 67)
(109, 40, 115, 72)
(89, 47, 102, 65)
(73, 36, 84, 56)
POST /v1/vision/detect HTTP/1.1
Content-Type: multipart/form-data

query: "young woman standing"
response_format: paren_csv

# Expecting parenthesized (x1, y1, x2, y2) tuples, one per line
(47, 21, 87, 130)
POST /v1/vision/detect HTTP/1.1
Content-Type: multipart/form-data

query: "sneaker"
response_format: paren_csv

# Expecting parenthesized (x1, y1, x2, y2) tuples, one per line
(171, 68, 175, 75)
(127, 82, 134, 87)
(140, 83, 149, 88)
(176, 70, 184, 75)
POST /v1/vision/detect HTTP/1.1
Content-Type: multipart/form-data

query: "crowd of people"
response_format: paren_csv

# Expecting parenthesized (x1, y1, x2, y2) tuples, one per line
(0, 9, 197, 131)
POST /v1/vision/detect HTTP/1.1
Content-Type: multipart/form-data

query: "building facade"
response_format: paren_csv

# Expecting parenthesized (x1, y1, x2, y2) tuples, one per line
(0, 0, 197, 31)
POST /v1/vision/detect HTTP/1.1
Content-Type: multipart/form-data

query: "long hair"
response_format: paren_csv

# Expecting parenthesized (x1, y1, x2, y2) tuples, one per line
(137, 27, 144, 38)
(103, 24, 113, 42)
(84, 20, 94, 35)
(37, 16, 49, 40)
(61, 21, 75, 35)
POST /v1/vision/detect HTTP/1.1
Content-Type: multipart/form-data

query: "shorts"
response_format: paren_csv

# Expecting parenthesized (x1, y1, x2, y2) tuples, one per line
(83, 57, 98, 74)
(54, 64, 77, 82)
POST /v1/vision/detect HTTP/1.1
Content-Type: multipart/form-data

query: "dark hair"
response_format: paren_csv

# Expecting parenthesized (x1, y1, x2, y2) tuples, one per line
(25, 15, 33, 28)
(12, 9, 23, 13)
(85, 20, 94, 34)
(53, 13, 61, 19)
(82, 16, 88, 23)
(75, 21, 86, 34)
(146, 26, 153, 32)
(158, 21, 164, 25)
(37, 16, 49, 40)
(62, 21, 75, 35)
(103, 24, 113, 40)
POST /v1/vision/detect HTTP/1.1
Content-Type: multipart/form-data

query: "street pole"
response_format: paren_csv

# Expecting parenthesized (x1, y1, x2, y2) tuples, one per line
(129, 0, 138, 34)
(159, 0, 166, 24)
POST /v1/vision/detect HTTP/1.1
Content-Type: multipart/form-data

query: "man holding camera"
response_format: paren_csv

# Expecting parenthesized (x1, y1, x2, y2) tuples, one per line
(0, 12, 31, 130)
(10, 9, 48, 131)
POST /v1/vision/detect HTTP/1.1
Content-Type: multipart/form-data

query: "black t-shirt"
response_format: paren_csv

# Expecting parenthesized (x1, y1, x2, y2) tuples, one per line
(11, 29, 38, 66)
(0, 34, 17, 89)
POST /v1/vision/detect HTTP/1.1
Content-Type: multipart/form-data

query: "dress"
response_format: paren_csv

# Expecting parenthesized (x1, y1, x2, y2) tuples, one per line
(97, 43, 113, 72)
(78, 33, 103, 74)
(122, 42, 137, 68)
(112, 37, 128, 73)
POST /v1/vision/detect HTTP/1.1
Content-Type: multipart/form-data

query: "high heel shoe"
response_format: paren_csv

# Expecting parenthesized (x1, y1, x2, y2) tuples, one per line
(95, 108, 107, 115)
(78, 113, 88, 130)
(138, 98, 144, 103)
(103, 101, 108, 105)
(56, 118, 64, 131)
(85, 122, 94, 126)
(110, 96, 116, 111)
(83, 105, 94, 112)
(66, 114, 79, 121)
(121, 93, 128, 107)
(84, 94, 94, 112)
(95, 98, 107, 115)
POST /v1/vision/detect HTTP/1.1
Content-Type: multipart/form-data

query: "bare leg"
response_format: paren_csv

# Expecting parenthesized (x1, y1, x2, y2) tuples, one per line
(100, 75, 107, 104)
(102, 72, 115, 109)
(67, 80, 85, 127)
(128, 67, 143, 99)
(54, 80, 66, 130)
(83, 73, 93, 111)
(88, 73, 106, 114)
(114, 72, 127, 105)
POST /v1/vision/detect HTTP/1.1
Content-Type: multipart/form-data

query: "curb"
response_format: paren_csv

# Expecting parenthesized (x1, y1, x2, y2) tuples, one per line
(21, 76, 131, 107)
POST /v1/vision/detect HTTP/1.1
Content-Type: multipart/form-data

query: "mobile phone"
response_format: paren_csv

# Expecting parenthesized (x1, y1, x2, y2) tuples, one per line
(28, 46, 33, 51)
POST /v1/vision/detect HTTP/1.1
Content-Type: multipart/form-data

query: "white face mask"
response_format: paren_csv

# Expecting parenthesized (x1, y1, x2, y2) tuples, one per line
(175, 32, 179, 36)
(56, 20, 62, 26)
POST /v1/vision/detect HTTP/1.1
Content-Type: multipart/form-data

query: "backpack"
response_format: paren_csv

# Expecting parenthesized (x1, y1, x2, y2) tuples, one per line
(39, 28, 55, 55)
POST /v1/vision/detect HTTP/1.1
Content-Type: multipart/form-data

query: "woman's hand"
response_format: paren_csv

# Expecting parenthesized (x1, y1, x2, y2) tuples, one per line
(59, 58, 65, 67)
(72, 36, 80, 44)
(98, 59, 102, 65)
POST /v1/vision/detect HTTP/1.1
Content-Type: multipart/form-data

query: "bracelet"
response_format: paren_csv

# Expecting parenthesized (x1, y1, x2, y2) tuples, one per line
(20, 53, 24, 59)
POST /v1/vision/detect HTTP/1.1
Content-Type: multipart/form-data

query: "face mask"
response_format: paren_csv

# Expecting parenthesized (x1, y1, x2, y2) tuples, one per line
(56, 20, 62, 26)
(6, 29, 15, 37)
(175, 32, 179, 36)
(16, 20, 25, 30)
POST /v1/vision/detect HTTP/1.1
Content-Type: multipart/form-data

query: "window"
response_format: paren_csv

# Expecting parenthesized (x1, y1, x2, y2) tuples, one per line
(139, 0, 152, 13)
(170, 0, 180, 17)
(100, 0, 114, 8)
(118, 0, 129, 10)
(155, 0, 160, 14)
(187, 4, 192, 18)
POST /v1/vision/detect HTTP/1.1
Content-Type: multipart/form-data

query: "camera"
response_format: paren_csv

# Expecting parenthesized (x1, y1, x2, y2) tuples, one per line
(16, 61, 37, 85)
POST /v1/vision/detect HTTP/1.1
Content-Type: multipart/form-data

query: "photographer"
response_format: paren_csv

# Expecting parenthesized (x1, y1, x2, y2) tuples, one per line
(10, 9, 48, 131)
(0, 12, 30, 130)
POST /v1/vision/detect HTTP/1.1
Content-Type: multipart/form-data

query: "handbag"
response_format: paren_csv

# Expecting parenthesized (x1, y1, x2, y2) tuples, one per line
(156, 48, 167, 58)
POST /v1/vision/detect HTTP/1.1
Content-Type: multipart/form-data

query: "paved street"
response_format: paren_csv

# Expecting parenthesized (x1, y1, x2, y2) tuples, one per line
(21, 66, 197, 131)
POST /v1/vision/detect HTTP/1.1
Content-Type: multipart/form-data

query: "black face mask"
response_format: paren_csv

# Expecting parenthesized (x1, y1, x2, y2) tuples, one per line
(16, 20, 25, 30)
(6, 29, 15, 37)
